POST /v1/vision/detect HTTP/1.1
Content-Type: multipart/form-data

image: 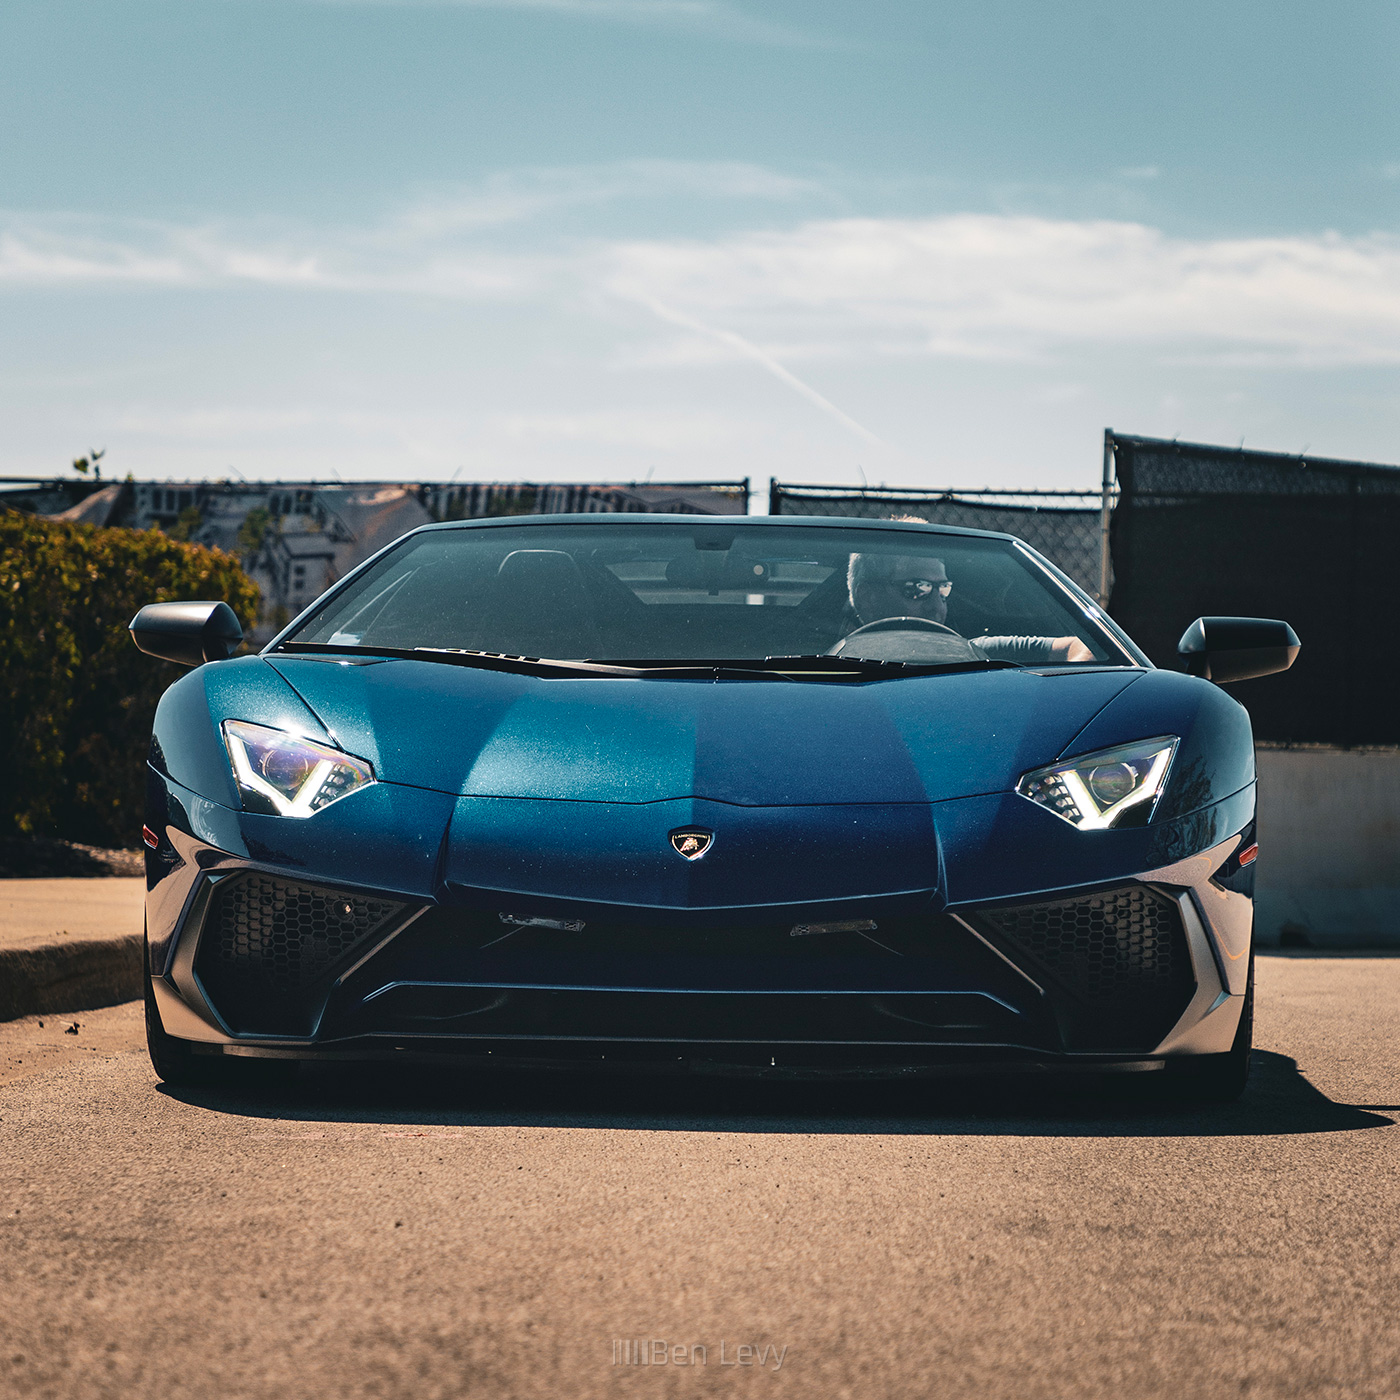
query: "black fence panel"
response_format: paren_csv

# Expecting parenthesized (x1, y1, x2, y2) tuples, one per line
(1110, 433, 1400, 745)
(770, 483, 1106, 597)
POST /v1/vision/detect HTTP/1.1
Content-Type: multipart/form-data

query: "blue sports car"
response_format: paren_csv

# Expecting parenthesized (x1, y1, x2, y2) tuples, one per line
(131, 515, 1298, 1100)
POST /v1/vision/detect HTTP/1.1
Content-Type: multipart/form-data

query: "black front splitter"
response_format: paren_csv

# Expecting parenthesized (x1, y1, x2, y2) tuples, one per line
(207, 1035, 1168, 1081)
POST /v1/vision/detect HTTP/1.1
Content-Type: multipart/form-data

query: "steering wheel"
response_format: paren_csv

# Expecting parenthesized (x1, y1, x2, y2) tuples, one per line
(829, 615, 963, 655)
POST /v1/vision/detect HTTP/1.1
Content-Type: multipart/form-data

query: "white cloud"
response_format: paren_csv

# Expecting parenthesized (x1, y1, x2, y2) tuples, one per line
(603, 215, 1400, 367)
(0, 209, 542, 296)
(0, 161, 817, 293)
(0, 222, 193, 287)
(7, 193, 1400, 370)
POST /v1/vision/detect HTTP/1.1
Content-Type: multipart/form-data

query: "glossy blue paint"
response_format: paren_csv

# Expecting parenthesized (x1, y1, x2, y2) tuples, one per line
(874, 667, 1140, 805)
(935, 784, 1255, 907)
(151, 764, 455, 900)
(150, 647, 1250, 920)
(152, 656, 326, 806)
(237, 782, 456, 899)
(1063, 668, 1255, 820)
(268, 655, 533, 791)
(443, 795, 941, 913)
(153, 766, 250, 858)
(264, 656, 1141, 804)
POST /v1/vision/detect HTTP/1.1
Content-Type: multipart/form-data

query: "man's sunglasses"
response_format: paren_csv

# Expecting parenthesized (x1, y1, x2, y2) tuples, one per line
(889, 577, 952, 602)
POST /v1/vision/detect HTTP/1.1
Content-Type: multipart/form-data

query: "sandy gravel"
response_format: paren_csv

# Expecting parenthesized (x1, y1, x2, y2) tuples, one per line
(0, 879, 145, 953)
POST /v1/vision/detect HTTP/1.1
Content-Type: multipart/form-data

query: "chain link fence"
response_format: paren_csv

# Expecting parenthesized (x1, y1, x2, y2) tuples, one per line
(769, 482, 1109, 598)
(424, 480, 749, 520)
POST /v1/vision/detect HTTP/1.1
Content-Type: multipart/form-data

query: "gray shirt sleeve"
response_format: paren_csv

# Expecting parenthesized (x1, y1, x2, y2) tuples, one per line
(970, 635, 1059, 664)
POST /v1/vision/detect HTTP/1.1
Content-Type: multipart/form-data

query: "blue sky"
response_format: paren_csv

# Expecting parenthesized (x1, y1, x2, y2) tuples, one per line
(3, 0, 1400, 491)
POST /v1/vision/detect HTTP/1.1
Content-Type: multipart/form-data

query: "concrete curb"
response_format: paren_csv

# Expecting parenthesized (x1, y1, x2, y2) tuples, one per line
(0, 934, 143, 1022)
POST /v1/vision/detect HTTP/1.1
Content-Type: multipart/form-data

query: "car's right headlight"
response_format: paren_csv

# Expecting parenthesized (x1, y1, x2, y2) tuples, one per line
(222, 720, 375, 817)
(1016, 737, 1178, 831)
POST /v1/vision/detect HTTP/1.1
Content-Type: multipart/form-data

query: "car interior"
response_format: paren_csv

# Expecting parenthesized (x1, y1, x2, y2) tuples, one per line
(299, 525, 1121, 664)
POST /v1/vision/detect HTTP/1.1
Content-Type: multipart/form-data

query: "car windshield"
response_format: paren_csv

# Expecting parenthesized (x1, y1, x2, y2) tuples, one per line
(283, 521, 1138, 669)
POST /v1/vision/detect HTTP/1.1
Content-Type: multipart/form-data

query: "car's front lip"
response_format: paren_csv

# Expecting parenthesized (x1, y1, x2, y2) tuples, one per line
(211, 1040, 1174, 1084)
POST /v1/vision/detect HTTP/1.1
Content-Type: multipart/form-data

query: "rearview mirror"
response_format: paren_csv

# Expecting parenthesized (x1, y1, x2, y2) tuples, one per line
(129, 601, 244, 667)
(1177, 616, 1300, 684)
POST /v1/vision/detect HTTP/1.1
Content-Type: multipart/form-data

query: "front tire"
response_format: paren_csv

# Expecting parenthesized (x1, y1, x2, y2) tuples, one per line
(1164, 953, 1254, 1105)
(144, 947, 296, 1091)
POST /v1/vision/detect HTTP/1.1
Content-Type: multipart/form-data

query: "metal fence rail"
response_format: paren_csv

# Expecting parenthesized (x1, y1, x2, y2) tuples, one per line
(769, 482, 1111, 599)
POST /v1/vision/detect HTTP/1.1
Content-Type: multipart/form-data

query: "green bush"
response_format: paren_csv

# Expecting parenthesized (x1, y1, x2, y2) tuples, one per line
(0, 511, 259, 847)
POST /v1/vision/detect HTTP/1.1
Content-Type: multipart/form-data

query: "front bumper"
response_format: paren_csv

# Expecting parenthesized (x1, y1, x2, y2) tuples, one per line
(145, 814, 1253, 1079)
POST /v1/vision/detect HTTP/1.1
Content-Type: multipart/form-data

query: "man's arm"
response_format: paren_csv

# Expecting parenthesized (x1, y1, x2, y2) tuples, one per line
(972, 635, 1095, 664)
(1052, 636, 1095, 663)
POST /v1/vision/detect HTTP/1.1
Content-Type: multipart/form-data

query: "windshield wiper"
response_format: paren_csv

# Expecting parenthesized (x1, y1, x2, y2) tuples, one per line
(272, 643, 1018, 681)
(271, 643, 798, 681)
(753, 655, 1022, 677)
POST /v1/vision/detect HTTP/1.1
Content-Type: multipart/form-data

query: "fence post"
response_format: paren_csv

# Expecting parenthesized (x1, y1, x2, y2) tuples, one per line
(1098, 430, 1115, 606)
(768, 478, 782, 515)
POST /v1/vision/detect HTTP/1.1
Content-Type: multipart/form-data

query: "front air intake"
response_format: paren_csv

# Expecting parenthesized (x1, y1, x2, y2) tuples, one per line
(194, 872, 408, 1036)
(976, 885, 1195, 1052)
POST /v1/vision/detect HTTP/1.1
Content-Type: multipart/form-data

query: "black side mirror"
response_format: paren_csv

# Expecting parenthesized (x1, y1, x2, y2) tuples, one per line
(129, 602, 244, 667)
(1177, 616, 1300, 684)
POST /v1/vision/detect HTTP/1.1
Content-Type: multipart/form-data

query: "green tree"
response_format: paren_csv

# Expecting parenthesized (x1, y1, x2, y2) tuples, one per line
(237, 506, 271, 561)
(72, 448, 106, 480)
(0, 511, 259, 845)
(168, 505, 203, 542)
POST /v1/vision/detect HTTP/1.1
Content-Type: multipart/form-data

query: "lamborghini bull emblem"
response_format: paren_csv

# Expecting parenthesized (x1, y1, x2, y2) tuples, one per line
(669, 828, 713, 861)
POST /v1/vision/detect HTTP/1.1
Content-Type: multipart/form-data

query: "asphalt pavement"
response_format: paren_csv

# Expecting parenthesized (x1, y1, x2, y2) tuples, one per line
(1, 954, 1397, 1400)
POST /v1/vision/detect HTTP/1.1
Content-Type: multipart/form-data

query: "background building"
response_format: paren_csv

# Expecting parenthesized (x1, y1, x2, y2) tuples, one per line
(1, 474, 748, 639)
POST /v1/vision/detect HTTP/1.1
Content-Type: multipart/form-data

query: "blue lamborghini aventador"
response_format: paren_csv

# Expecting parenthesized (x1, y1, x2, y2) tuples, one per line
(131, 515, 1299, 1100)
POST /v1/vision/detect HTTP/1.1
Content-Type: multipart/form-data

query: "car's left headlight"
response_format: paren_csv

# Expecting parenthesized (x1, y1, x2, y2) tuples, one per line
(222, 720, 375, 817)
(1017, 736, 1178, 831)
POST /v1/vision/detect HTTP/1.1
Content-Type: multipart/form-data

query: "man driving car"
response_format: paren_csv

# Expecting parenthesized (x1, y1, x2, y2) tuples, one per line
(846, 547, 1095, 664)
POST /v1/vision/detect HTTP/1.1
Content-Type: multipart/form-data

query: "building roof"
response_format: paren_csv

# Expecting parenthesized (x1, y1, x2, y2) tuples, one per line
(275, 532, 338, 560)
(317, 486, 433, 554)
(43, 483, 126, 527)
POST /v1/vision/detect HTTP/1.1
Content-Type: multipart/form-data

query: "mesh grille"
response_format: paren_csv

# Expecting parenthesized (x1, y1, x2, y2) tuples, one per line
(978, 885, 1187, 1004)
(208, 873, 405, 991)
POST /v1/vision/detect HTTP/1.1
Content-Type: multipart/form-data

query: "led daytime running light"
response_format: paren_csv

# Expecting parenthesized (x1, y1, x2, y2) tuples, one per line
(1017, 737, 1178, 831)
(222, 720, 375, 818)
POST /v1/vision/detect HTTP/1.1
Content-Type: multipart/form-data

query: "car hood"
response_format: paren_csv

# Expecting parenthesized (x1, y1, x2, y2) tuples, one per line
(267, 656, 1143, 805)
